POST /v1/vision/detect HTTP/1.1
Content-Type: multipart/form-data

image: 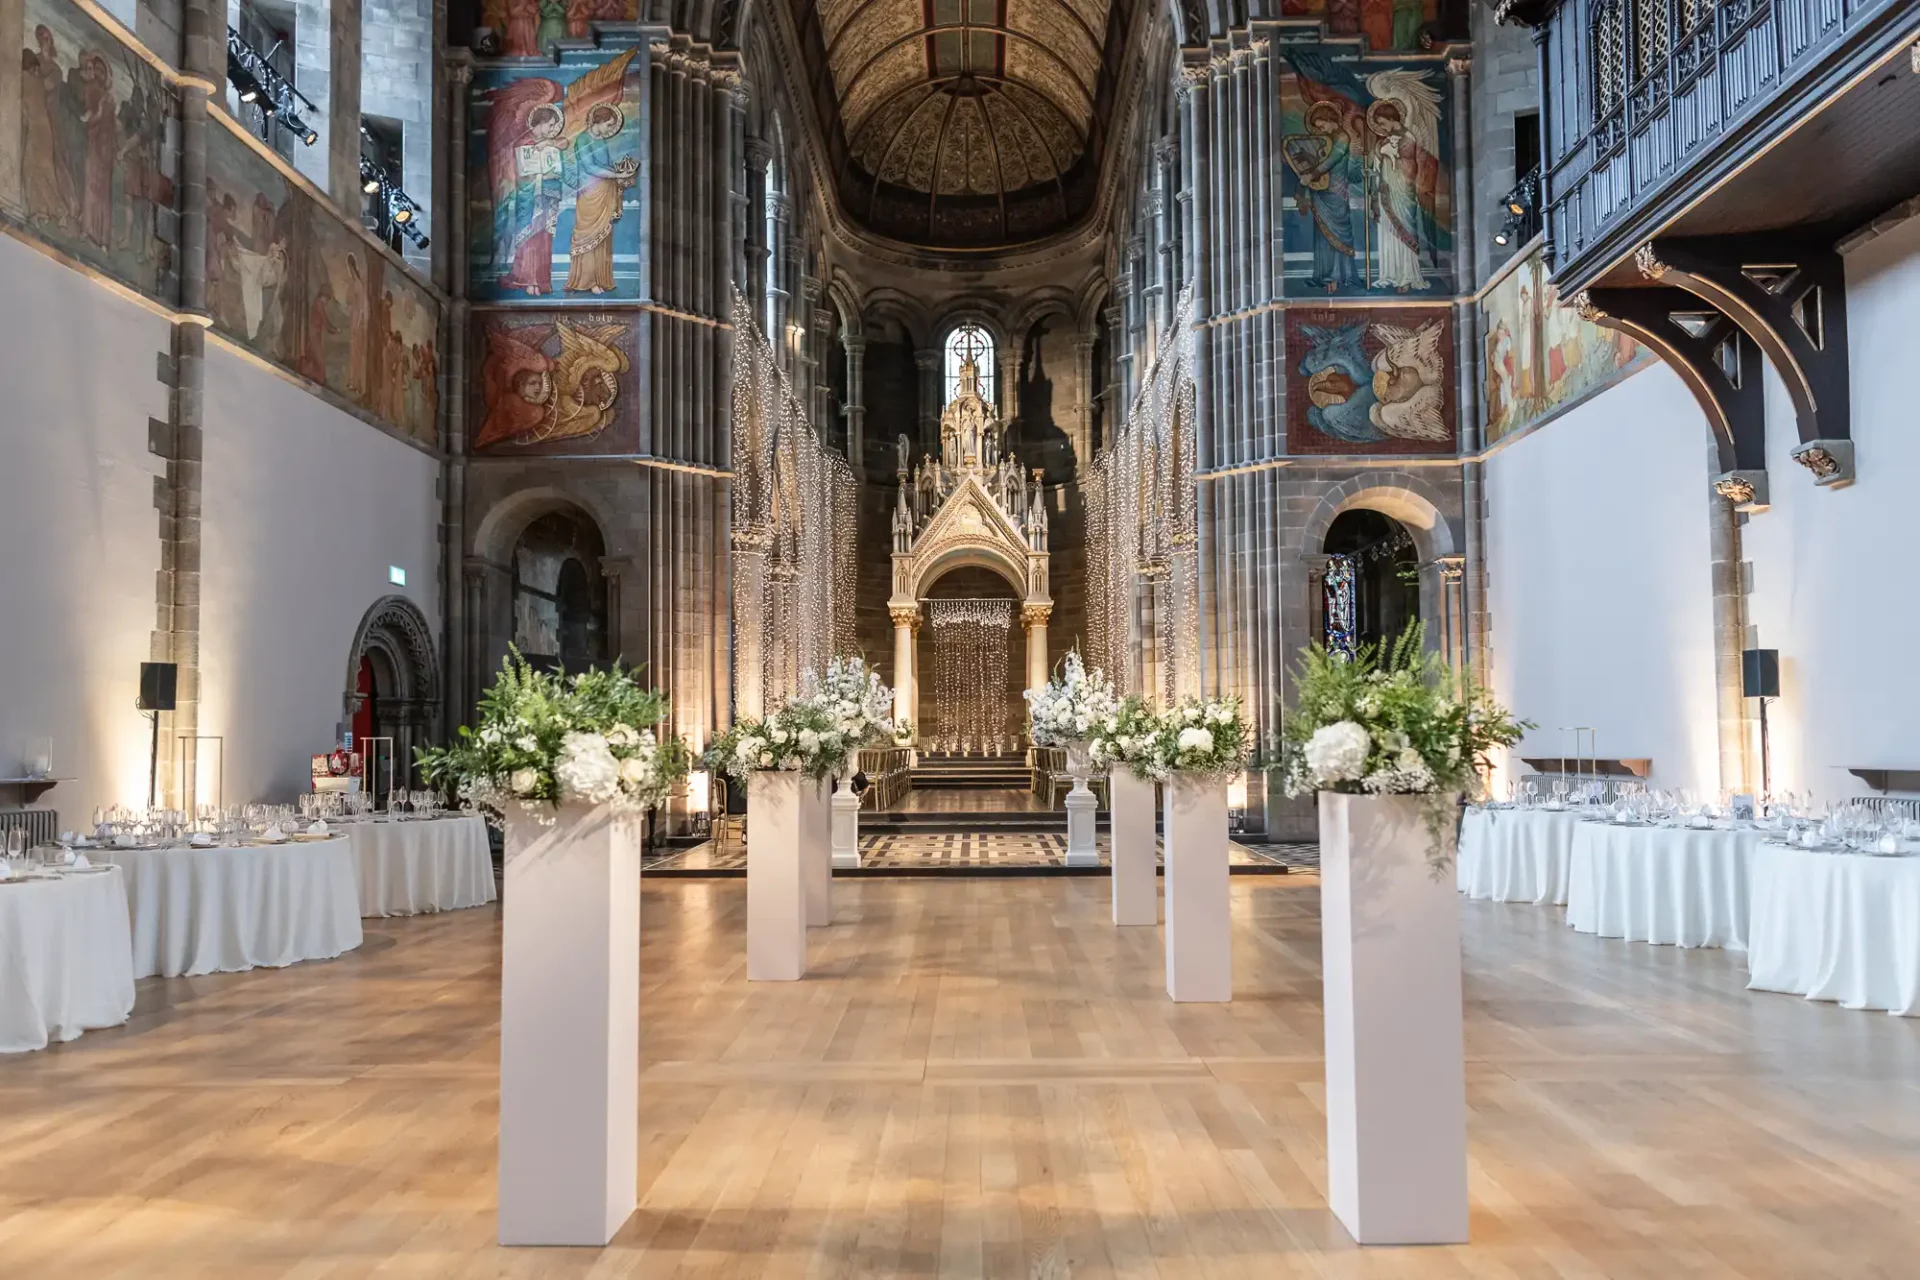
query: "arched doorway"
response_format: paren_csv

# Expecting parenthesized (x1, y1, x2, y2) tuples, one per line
(511, 510, 608, 674)
(1323, 508, 1420, 657)
(921, 565, 1023, 756)
(346, 596, 440, 800)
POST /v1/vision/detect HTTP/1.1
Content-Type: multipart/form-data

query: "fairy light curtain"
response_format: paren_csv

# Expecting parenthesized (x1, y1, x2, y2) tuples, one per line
(1086, 283, 1199, 708)
(729, 288, 858, 718)
(927, 599, 1015, 755)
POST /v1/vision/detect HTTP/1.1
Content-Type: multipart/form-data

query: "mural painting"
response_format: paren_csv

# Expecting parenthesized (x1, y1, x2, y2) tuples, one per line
(1278, 48, 1452, 297)
(205, 123, 440, 445)
(6, 0, 175, 296)
(479, 0, 640, 59)
(472, 311, 635, 455)
(468, 46, 644, 301)
(1279, 0, 1444, 51)
(1480, 243, 1648, 445)
(1286, 306, 1455, 455)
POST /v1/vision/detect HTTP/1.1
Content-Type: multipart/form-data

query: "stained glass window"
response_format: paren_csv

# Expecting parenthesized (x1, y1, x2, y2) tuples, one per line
(944, 323, 996, 407)
(1324, 556, 1357, 662)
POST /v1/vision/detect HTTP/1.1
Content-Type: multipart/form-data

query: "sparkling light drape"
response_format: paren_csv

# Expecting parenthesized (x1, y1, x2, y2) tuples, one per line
(927, 598, 1015, 755)
(1086, 283, 1199, 708)
(730, 289, 858, 719)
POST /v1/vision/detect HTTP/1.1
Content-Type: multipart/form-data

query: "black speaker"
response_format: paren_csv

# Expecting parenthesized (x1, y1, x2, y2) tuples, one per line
(1741, 648, 1779, 700)
(137, 661, 178, 712)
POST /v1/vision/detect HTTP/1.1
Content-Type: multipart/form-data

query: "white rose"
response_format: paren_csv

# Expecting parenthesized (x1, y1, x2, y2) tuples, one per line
(516, 735, 539, 752)
(1207, 704, 1232, 725)
(608, 724, 639, 747)
(757, 750, 774, 767)
(619, 756, 654, 787)
(1177, 726, 1214, 755)
(1304, 721, 1371, 785)
(509, 768, 540, 796)
(771, 725, 790, 743)
(1396, 746, 1425, 773)
(734, 739, 758, 763)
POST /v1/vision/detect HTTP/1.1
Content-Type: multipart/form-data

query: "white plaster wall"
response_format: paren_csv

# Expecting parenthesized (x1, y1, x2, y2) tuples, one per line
(1742, 215, 1920, 800)
(1485, 364, 1722, 793)
(198, 347, 440, 805)
(0, 234, 171, 819)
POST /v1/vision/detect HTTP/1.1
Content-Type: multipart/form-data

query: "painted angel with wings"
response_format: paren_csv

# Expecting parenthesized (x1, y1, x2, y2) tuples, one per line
(475, 319, 630, 450)
(1363, 69, 1445, 292)
(1367, 318, 1450, 443)
(486, 48, 638, 296)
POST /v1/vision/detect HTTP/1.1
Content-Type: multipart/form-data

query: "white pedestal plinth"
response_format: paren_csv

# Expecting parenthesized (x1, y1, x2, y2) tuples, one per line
(499, 803, 641, 1246)
(804, 778, 833, 925)
(830, 769, 861, 869)
(748, 772, 808, 981)
(1110, 768, 1157, 925)
(1063, 743, 1099, 868)
(1163, 776, 1230, 1002)
(1318, 791, 1468, 1246)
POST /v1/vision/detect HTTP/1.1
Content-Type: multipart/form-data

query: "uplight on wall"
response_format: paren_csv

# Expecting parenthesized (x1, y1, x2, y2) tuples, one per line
(388, 565, 407, 587)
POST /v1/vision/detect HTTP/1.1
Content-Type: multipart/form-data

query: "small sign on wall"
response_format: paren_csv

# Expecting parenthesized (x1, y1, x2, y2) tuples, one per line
(389, 566, 407, 586)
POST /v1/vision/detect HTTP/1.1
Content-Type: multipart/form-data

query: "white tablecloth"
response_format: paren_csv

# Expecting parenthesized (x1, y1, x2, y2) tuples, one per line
(98, 839, 363, 978)
(344, 815, 497, 917)
(1566, 821, 1761, 950)
(0, 867, 137, 1053)
(1747, 843, 1920, 1015)
(1457, 807, 1585, 904)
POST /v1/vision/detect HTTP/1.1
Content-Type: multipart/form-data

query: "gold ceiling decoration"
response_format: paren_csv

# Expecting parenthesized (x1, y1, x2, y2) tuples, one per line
(819, 0, 1113, 209)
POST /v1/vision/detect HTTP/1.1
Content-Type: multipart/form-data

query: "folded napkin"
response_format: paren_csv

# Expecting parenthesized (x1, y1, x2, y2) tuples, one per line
(113, 833, 136, 848)
(261, 825, 286, 842)
(60, 848, 75, 864)
(306, 820, 330, 837)
(0, 863, 10, 880)
(72, 854, 90, 870)
(189, 833, 215, 847)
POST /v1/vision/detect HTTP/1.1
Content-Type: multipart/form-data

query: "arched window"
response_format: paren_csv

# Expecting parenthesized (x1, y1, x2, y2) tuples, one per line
(1592, 0, 1628, 120)
(944, 322, 995, 407)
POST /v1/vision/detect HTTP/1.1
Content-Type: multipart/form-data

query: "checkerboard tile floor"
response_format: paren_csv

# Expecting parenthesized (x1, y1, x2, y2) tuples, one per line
(643, 833, 1320, 873)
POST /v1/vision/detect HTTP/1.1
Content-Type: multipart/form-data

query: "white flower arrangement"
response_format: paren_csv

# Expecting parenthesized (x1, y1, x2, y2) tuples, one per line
(1140, 696, 1252, 781)
(705, 659, 894, 786)
(803, 656, 896, 750)
(1024, 650, 1120, 747)
(416, 650, 690, 823)
(1087, 696, 1163, 776)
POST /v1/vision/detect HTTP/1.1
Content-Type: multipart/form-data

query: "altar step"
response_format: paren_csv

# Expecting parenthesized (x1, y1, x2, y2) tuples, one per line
(859, 808, 1110, 836)
(910, 754, 1032, 790)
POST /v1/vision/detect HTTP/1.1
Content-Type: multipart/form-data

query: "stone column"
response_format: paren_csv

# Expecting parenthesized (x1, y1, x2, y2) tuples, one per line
(734, 527, 770, 721)
(843, 335, 866, 476)
(1707, 478, 1753, 792)
(999, 344, 1021, 426)
(1022, 604, 1052, 693)
(1301, 554, 1333, 654)
(1106, 303, 1130, 420)
(1071, 333, 1096, 474)
(914, 347, 942, 453)
(890, 605, 919, 731)
(443, 57, 472, 724)
(1432, 556, 1466, 673)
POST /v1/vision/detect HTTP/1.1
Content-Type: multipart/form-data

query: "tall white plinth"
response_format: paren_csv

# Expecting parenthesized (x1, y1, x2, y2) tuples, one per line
(1064, 742, 1099, 868)
(499, 803, 641, 1246)
(1110, 768, 1158, 925)
(748, 772, 808, 980)
(1163, 776, 1230, 1002)
(804, 777, 833, 925)
(1318, 791, 1468, 1246)
(830, 766, 861, 869)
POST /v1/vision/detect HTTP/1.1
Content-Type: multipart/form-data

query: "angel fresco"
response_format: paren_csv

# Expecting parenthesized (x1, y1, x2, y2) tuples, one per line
(476, 318, 631, 452)
(1281, 50, 1450, 296)
(484, 48, 639, 297)
(1291, 312, 1452, 451)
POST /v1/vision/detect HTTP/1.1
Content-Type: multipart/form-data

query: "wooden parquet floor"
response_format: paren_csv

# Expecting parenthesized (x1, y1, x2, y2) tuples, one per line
(4, 877, 1920, 1278)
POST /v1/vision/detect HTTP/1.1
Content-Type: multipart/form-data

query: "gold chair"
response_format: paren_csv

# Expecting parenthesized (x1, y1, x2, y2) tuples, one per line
(712, 776, 746, 848)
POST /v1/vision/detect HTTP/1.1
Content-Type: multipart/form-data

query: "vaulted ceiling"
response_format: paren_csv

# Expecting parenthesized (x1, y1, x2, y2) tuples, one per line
(790, 0, 1131, 249)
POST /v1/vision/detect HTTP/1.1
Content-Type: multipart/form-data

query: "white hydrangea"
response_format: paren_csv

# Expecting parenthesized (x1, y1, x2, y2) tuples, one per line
(1304, 721, 1371, 785)
(554, 731, 621, 804)
(1177, 726, 1214, 754)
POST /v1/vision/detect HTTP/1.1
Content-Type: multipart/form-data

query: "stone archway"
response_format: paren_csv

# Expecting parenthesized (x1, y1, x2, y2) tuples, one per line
(346, 595, 440, 794)
(1298, 475, 1467, 671)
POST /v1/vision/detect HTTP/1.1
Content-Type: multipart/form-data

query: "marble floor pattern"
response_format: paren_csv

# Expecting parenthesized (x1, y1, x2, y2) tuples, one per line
(645, 834, 1318, 873)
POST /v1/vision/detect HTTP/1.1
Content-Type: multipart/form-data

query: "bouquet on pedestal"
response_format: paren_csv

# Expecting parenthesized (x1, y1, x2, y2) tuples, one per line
(1279, 623, 1529, 868)
(706, 657, 895, 787)
(1141, 696, 1252, 781)
(1087, 696, 1165, 777)
(416, 650, 690, 822)
(1024, 650, 1119, 748)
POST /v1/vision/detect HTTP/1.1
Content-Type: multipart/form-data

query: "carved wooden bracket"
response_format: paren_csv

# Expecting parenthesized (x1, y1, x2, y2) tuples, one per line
(1577, 285, 1768, 507)
(1640, 236, 1853, 485)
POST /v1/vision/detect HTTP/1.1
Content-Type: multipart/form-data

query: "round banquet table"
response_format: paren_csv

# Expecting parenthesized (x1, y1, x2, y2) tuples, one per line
(0, 866, 137, 1053)
(342, 814, 498, 917)
(1746, 842, 1920, 1016)
(97, 838, 363, 978)
(1565, 820, 1762, 951)
(1457, 806, 1586, 905)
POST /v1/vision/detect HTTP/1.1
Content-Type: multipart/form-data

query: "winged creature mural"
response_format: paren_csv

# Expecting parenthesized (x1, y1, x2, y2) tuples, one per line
(1294, 314, 1450, 447)
(484, 48, 639, 297)
(475, 319, 631, 451)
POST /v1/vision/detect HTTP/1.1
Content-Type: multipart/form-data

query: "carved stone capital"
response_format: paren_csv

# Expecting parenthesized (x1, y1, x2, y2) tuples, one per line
(1020, 604, 1053, 629)
(1433, 554, 1466, 585)
(744, 136, 775, 167)
(914, 348, 942, 371)
(1712, 469, 1770, 511)
(1445, 51, 1472, 78)
(889, 605, 922, 629)
(1790, 439, 1854, 487)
